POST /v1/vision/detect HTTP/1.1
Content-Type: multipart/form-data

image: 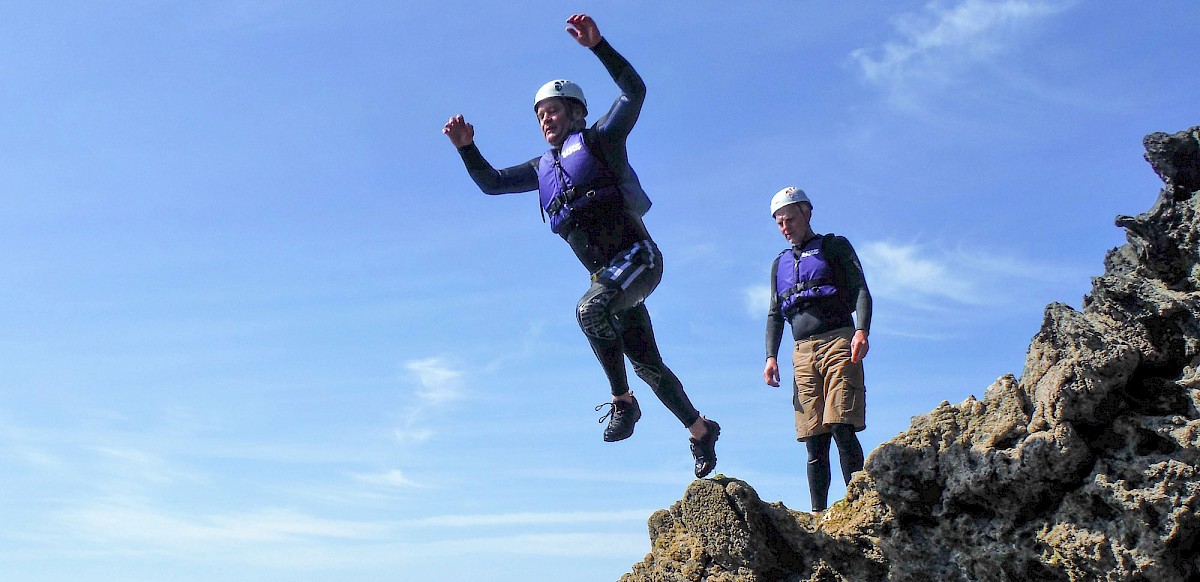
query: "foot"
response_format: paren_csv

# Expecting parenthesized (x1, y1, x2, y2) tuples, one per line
(596, 395, 641, 442)
(689, 418, 721, 478)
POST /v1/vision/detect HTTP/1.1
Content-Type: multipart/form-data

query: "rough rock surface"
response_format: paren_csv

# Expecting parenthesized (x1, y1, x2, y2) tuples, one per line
(619, 127, 1200, 582)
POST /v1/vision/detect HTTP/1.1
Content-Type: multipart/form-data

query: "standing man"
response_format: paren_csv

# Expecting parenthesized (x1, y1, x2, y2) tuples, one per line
(441, 14, 719, 478)
(763, 187, 872, 513)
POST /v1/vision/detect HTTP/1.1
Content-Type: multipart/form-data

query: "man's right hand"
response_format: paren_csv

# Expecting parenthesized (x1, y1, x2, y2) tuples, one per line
(442, 114, 474, 148)
(763, 357, 781, 387)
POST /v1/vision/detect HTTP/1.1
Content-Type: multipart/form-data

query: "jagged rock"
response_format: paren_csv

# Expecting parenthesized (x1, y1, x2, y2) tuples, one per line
(620, 126, 1200, 582)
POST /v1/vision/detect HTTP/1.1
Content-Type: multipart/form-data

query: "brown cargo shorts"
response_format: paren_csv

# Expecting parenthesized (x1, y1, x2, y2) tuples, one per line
(792, 326, 866, 441)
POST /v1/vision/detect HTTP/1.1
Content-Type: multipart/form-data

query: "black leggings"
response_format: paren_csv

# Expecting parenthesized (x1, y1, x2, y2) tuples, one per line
(805, 423, 864, 511)
(575, 253, 700, 428)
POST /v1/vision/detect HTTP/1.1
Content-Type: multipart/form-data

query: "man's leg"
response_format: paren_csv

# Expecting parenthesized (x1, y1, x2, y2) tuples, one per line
(805, 433, 833, 513)
(617, 304, 700, 428)
(576, 282, 632, 398)
(830, 423, 864, 485)
(576, 240, 664, 399)
(576, 281, 644, 442)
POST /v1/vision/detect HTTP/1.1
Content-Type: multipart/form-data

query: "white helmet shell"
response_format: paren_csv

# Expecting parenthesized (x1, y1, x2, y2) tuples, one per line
(770, 187, 811, 216)
(534, 79, 587, 116)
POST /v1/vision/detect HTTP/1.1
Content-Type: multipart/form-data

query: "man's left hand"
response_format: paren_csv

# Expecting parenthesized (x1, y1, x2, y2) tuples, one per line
(566, 14, 602, 48)
(851, 330, 869, 363)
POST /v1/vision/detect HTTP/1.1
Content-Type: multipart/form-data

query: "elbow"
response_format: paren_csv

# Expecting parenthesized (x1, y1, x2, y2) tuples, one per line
(617, 71, 646, 100)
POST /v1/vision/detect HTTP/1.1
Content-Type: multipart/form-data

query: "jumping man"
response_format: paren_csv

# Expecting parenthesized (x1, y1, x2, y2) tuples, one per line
(442, 14, 719, 478)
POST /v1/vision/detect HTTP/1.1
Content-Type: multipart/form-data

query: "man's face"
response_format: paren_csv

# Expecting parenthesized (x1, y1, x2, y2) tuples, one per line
(774, 204, 811, 245)
(535, 98, 580, 147)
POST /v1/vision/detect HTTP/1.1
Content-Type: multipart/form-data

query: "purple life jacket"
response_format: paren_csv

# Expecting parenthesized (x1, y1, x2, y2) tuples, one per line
(775, 235, 843, 315)
(537, 131, 650, 234)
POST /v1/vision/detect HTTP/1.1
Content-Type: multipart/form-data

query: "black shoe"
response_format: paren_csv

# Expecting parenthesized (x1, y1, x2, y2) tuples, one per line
(596, 395, 641, 442)
(690, 419, 721, 478)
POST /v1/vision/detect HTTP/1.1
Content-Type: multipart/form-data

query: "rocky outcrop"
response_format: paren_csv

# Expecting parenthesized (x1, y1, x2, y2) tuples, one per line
(620, 126, 1200, 582)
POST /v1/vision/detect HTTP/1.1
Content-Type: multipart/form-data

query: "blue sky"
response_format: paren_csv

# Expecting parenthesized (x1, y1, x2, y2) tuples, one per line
(2, 1, 1197, 581)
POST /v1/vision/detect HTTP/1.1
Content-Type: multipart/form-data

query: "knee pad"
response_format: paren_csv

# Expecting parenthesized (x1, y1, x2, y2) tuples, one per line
(631, 361, 663, 388)
(577, 287, 619, 340)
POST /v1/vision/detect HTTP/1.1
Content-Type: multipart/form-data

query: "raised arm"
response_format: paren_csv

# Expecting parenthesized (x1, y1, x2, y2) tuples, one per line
(443, 114, 539, 195)
(565, 15, 644, 138)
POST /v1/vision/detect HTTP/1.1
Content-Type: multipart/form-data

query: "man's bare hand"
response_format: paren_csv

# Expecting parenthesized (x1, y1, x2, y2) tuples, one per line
(565, 14, 602, 48)
(442, 114, 474, 148)
(851, 330, 870, 364)
(763, 357, 781, 387)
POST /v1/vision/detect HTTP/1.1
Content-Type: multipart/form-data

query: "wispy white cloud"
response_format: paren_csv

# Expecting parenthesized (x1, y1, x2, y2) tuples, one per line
(404, 357, 464, 406)
(482, 320, 546, 373)
(393, 357, 466, 444)
(858, 241, 980, 309)
(850, 0, 1073, 107)
(54, 500, 647, 563)
(410, 532, 647, 558)
(391, 425, 434, 444)
(90, 446, 199, 486)
(403, 509, 650, 528)
(859, 239, 1088, 313)
(63, 502, 387, 550)
(743, 284, 772, 318)
(351, 469, 424, 489)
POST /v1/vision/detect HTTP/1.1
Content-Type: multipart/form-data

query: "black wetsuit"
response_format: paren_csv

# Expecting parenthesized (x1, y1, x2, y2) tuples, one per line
(453, 39, 700, 428)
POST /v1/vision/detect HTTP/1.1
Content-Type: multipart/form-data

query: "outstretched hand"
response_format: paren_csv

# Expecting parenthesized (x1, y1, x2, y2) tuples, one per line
(565, 13, 602, 48)
(442, 114, 474, 148)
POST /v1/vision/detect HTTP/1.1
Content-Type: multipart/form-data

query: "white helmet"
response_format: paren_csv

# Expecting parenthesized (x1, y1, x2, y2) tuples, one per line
(534, 79, 587, 116)
(770, 186, 811, 216)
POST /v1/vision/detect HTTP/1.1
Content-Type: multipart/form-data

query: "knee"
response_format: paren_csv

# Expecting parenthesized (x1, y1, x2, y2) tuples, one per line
(805, 434, 832, 457)
(631, 361, 664, 387)
(577, 289, 618, 340)
(830, 423, 859, 443)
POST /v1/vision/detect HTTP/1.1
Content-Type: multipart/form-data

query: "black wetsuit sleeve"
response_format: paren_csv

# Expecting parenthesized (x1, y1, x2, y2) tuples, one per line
(587, 38, 645, 169)
(833, 237, 873, 334)
(455, 143, 539, 195)
(590, 39, 645, 137)
(766, 255, 787, 360)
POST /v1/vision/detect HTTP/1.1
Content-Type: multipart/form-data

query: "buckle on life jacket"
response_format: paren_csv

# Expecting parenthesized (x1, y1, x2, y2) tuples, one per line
(779, 278, 832, 300)
(546, 184, 620, 216)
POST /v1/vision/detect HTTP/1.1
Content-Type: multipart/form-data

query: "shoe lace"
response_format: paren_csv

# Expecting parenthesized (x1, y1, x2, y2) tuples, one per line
(595, 402, 615, 424)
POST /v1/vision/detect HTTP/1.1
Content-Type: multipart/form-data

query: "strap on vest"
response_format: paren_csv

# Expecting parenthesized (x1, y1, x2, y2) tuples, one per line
(779, 278, 833, 300)
(546, 183, 621, 216)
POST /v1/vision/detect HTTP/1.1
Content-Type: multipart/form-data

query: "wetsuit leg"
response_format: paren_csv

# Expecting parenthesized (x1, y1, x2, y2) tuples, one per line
(616, 303, 701, 427)
(806, 433, 833, 512)
(830, 423, 864, 484)
(576, 241, 663, 398)
(575, 241, 700, 427)
(577, 282, 632, 397)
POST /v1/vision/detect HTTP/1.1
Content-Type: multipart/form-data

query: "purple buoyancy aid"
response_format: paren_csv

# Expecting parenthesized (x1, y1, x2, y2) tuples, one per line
(537, 131, 650, 234)
(775, 235, 842, 316)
